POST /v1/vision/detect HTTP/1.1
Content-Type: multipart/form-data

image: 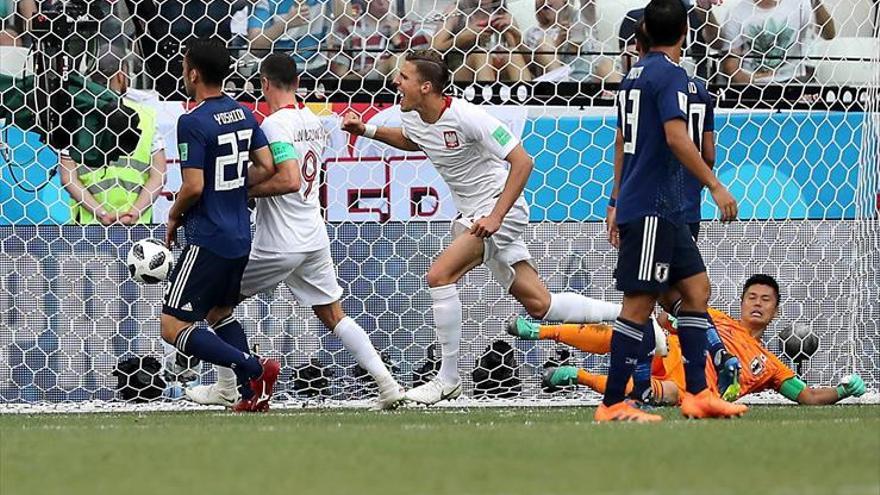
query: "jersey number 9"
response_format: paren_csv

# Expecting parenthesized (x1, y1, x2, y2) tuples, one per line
(301, 150, 319, 199)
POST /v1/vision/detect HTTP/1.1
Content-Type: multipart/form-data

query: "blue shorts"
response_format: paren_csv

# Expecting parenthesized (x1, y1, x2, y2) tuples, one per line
(162, 244, 249, 322)
(689, 222, 700, 241)
(615, 216, 706, 293)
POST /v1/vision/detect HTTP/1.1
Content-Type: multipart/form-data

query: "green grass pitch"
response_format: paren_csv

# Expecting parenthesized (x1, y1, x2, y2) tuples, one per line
(2, 406, 878, 495)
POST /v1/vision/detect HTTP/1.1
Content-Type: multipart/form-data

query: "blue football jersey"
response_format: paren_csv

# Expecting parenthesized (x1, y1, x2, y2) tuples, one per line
(176, 95, 269, 258)
(616, 52, 689, 225)
(683, 78, 715, 224)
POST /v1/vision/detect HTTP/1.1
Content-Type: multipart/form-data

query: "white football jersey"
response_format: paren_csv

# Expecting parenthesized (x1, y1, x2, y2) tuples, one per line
(400, 97, 526, 217)
(254, 103, 329, 253)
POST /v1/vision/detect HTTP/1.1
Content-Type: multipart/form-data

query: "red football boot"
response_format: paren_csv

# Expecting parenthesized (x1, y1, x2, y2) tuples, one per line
(232, 358, 280, 413)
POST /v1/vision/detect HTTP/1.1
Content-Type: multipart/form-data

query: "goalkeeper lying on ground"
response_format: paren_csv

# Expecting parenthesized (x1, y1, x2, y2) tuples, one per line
(508, 274, 866, 405)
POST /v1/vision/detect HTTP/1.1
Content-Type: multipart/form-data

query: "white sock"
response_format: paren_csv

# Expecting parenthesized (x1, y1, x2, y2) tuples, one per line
(544, 292, 622, 323)
(216, 366, 236, 391)
(431, 284, 462, 384)
(333, 316, 394, 386)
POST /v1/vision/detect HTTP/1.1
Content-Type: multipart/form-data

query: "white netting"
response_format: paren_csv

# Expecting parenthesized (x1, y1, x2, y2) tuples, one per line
(0, 0, 878, 409)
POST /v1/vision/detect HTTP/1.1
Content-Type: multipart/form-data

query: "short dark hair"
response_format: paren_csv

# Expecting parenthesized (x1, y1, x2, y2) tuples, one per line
(260, 54, 299, 90)
(634, 18, 651, 53)
(742, 274, 781, 305)
(184, 37, 231, 87)
(644, 0, 687, 47)
(405, 50, 450, 94)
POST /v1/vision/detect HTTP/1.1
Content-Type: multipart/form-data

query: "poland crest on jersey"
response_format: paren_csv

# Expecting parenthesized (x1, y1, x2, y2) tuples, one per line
(444, 131, 460, 149)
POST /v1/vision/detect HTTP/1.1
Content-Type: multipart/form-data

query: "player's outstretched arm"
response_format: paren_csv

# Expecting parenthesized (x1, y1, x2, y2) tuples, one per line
(247, 145, 278, 187)
(248, 142, 301, 198)
(606, 129, 624, 248)
(249, 157, 301, 198)
(341, 112, 421, 151)
(779, 375, 866, 405)
(663, 119, 737, 221)
(702, 130, 716, 170)
(472, 144, 533, 238)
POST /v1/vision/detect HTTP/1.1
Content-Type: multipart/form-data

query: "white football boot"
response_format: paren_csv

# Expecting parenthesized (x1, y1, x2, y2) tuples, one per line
(650, 315, 669, 357)
(373, 380, 406, 411)
(184, 382, 239, 407)
(405, 377, 462, 405)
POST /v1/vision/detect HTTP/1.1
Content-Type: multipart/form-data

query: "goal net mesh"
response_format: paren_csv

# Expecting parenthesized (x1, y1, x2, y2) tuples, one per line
(0, 0, 878, 410)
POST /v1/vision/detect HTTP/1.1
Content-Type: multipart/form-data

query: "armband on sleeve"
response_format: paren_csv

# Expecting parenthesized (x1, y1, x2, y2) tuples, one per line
(269, 142, 299, 163)
(779, 377, 807, 402)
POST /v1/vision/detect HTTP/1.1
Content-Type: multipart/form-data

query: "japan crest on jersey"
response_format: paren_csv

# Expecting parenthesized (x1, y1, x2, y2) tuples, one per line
(654, 262, 670, 283)
(444, 131, 460, 149)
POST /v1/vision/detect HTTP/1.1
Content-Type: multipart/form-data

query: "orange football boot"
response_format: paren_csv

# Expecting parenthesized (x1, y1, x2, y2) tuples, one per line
(680, 389, 749, 419)
(594, 401, 663, 423)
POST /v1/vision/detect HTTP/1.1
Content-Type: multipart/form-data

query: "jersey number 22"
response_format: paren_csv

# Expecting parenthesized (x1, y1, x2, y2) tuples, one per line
(216, 129, 253, 191)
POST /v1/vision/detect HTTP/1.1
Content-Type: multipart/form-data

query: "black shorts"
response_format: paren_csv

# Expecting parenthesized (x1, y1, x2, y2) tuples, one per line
(162, 245, 249, 322)
(615, 216, 706, 293)
(689, 222, 700, 241)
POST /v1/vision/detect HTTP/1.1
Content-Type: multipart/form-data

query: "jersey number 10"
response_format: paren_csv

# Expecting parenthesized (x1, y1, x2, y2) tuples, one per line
(215, 129, 253, 191)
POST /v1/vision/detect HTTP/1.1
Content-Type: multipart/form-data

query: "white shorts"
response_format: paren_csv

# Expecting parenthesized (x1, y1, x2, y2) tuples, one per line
(240, 247, 344, 307)
(452, 201, 535, 291)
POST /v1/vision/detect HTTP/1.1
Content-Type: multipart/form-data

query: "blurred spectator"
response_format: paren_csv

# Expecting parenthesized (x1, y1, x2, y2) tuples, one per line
(92, 1, 134, 50)
(619, 0, 720, 79)
(720, 0, 835, 84)
(330, 0, 406, 79)
(0, 0, 34, 46)
(230, 2, 251, 48)
(524, 0, 617, 82)
(60, 46, 167, 225)
(0, 29, 13, 46)
(155, 1, 243, 41)
(248, 0, 333, 77)
(432, 0, 531, 83)
(143, 1, 245, 96)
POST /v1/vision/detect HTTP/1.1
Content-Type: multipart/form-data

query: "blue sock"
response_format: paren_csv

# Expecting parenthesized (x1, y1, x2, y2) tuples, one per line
(630, 320, 656, 403)
(213, 315, 249, 353)
(705, 315, 727, 368)
(603, 318, 644, 407)
(175, 325, 262, 395)
(676, 311, 710, 394)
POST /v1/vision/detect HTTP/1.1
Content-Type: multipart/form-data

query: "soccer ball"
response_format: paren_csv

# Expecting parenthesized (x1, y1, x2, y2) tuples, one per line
(127, 239, 174, 284)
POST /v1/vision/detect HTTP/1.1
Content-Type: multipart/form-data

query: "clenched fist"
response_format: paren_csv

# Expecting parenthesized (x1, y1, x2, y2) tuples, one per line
(341, 112, 366, 136)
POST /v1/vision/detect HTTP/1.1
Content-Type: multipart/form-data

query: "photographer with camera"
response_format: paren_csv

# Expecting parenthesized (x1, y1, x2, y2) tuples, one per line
(59, 46, 166, 225)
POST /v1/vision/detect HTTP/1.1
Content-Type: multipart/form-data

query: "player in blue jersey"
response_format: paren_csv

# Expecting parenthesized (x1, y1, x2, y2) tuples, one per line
(160, 38, 281, 413)
(598, 0, 744, 422)
(607, 19, 741, 407)
(668, 58, 745, 401)
(680, 75, 714, 241)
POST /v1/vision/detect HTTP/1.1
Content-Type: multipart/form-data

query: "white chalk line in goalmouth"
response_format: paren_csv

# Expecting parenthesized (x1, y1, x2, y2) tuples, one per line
(1, 392, 877, 415)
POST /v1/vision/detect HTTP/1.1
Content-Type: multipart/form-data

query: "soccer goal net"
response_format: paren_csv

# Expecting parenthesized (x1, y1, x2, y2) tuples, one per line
(0, 0, 878, 411)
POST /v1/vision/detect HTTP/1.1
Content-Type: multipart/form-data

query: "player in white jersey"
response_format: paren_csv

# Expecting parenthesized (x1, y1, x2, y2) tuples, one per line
(186, 54, 405, 410)
(343, 50, 625, 405)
